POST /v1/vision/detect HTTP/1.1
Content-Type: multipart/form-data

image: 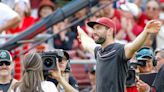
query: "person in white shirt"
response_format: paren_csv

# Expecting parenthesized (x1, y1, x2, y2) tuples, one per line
(12, 53, 58, 92)
(0, 3, 20, 33)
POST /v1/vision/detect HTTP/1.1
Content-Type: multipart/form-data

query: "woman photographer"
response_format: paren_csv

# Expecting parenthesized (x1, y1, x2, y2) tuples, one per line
(12, 53, 58, 92)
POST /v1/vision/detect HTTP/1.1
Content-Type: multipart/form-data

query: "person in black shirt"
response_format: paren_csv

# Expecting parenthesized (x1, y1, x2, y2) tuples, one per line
(77, 17, 161, 92)
(151, 48, 164, 92)
(152, 65, 164, 92)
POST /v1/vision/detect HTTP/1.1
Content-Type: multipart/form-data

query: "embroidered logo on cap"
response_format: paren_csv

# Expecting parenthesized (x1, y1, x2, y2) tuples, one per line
(0, 51, 7, 58)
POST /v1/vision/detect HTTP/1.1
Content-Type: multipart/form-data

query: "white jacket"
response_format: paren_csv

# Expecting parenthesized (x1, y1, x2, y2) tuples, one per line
(11, 81, 58, 92)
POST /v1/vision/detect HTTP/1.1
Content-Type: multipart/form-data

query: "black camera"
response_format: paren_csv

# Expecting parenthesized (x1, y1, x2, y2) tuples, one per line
(40, 50, 64, 71)
(126, 69, 136, 87)
(126, 61, 138, 87)
(126, 60, 147, 87)
(130, 60, 147, 67)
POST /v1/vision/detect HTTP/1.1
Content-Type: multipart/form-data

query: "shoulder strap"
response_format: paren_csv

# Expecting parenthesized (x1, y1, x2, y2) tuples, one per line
(7, 79, 18, 92)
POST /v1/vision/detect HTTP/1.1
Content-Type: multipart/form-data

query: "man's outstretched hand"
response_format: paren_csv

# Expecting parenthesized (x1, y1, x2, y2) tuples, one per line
(144, 20, 161, 34)
(77, 26, 97, 54)
(77, 26, 88, 41)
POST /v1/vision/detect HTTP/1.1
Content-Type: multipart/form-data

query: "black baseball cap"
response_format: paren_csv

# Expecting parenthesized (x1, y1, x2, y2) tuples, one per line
(0, 50, 12, 62)
(63, 51, 69, 60)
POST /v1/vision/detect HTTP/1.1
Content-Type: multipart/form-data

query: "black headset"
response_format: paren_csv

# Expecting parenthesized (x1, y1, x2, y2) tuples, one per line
(64, 59, 71, 73)
(63, 51, 71, 73)
(136, 47, 157, 67)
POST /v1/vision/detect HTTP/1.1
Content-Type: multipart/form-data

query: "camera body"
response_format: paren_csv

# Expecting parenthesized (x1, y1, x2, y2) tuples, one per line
(126, 61, 143, 87)
(130, 60, 147, 67)
(126, 59, 151, 87)
(40, 50, 64, 71)
(126, 69, 136, 87)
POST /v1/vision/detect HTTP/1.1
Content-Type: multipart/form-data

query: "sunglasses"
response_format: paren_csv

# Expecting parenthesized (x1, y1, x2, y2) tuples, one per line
(146, 6, 158, 11)
(0, 61, 11, 66)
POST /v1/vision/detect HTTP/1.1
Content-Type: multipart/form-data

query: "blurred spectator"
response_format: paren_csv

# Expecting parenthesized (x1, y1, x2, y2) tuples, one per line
(116, 2, 143, 42)
(51, 19, 76, 50)
(12, 53, 58, 92)
(48, 50, 79, 92)
(137, 0, 160, 28)
(139, 0, 161, 50)
(67, 8, 91, 59)
(152, 65, 164, 92)
(155, 48, 164, 71)
(69, 8, 87, 36)
(86, 6, 105, 37)
(156, 1, 164, 48)
(7, 0, 35, 34)
(81, 65, 96, 92)
(0, 50, 18, 92)
(36, 0, 56, 21)
(0, 3, 20, 33)
(100, 0, 122, 32)
(0, 0, 15, 8)
(133, 0, 148, 11)
(36, 0, 57, 50)
(68, 39, 91, 59)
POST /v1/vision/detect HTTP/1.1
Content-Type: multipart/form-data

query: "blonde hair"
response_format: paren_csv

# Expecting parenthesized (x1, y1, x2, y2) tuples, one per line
(14, 53, 44, 92)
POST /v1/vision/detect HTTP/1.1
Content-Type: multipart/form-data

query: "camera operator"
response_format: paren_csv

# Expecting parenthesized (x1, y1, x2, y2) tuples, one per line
(48, 50, 79, 92)
(136, 47, 156, 73)
(135, 47, 157, 92)
(0, 50, 18, 92)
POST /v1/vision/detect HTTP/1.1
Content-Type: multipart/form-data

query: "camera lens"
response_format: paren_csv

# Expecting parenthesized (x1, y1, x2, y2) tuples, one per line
(44, 58, 53, 67)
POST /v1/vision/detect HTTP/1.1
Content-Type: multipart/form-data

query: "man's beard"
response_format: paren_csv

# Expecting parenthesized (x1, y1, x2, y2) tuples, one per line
(95, 37, 106, 44)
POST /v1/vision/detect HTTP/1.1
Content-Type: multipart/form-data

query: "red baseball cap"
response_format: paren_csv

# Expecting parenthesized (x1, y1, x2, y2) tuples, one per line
(87, 17, 116, 31)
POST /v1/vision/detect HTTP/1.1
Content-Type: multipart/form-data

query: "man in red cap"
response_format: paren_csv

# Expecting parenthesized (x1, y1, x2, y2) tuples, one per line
(77, 17, 161, 92)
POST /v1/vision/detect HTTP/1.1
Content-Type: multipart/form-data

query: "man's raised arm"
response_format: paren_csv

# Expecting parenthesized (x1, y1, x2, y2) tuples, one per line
(125, 20, 161, 59)
(77, 26, 97, 55)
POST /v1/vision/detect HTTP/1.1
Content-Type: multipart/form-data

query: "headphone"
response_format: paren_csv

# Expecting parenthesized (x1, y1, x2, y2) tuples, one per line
(63, 51, 71, 73)
(64, 59, 71, 73)
(136, 47, 157, 67)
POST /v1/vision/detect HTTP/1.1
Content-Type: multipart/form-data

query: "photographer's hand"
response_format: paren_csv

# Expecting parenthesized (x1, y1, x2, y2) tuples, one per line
(49, 61, 62, 81)
(49, 60, 79, 92)
(136, 79, 150, 92)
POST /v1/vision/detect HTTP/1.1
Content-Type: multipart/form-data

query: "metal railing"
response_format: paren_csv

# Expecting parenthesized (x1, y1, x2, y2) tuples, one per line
(70, 59, 96, 64)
